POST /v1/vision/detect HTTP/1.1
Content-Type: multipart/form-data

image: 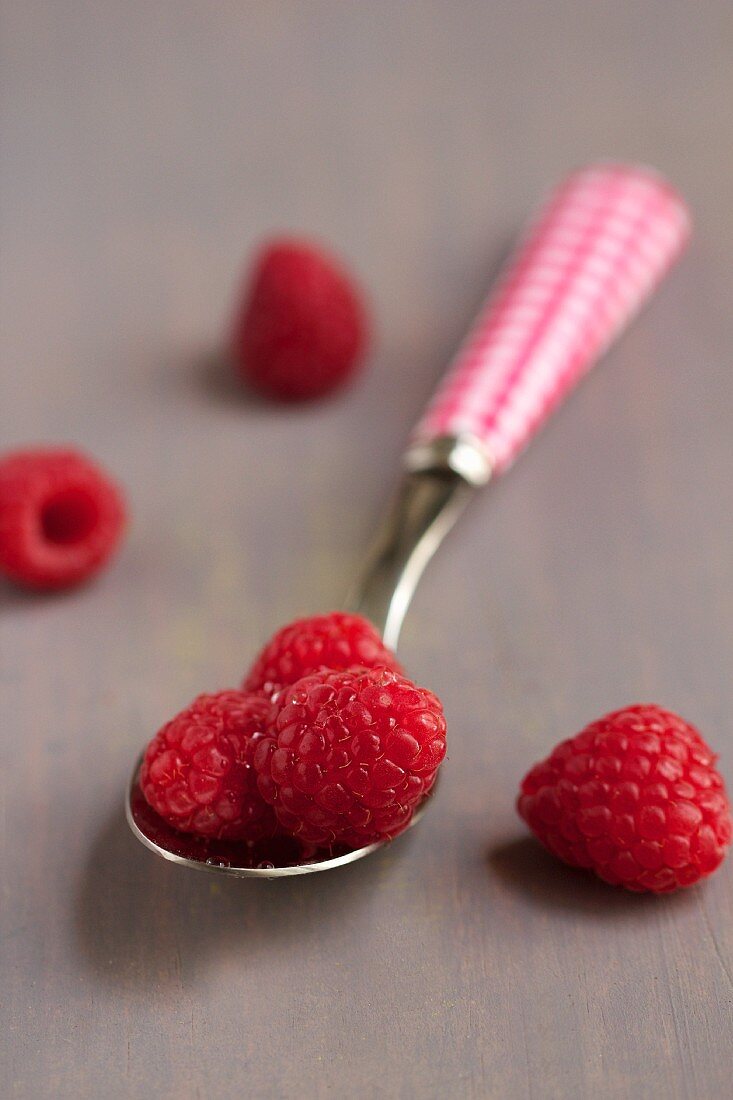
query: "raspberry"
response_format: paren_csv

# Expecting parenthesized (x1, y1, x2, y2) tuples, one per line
(243, 611, 402, 698)
(253, 667, 447, 848)
(141, 691, 278, 842)
(0, 447, 126, 590)
(518, 705, 732, 893)
(231, 238, 368, 401)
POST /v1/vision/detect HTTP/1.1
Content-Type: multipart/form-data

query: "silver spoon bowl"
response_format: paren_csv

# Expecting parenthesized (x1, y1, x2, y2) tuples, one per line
(127, 756, 437, 878)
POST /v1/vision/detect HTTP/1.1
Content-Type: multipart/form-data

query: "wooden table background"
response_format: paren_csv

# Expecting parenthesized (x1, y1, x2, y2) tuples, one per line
(2, 3, 733, 1097)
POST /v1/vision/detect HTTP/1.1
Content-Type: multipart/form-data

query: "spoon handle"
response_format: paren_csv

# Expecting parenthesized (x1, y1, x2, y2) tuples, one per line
(407, 163, 690, 483)
(353, 164, 690, 647)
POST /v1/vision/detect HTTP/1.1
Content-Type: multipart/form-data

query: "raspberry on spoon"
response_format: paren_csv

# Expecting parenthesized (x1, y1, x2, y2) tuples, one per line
(253, 667, 447, 848)
(141, 691, 278, 842)
(518, 704, 732, 892)
(243, 611, 402, 698)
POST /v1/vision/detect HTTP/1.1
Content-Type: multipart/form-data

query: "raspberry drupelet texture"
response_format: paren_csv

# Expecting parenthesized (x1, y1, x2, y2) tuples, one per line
(518, 705, 732, 893)
(0, 447, 126, 590)
(141, 691, 278, 842)
(243, 611, 402, 698)
(231, 238, 368, 401)
(253, 667, 447, 848)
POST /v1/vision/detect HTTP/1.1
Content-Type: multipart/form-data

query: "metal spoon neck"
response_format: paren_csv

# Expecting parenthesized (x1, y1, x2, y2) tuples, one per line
(346, 435, 490, 649)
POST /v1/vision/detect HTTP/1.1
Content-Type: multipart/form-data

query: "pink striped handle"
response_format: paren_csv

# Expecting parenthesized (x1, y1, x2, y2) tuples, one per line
(411, 164, 691, 475)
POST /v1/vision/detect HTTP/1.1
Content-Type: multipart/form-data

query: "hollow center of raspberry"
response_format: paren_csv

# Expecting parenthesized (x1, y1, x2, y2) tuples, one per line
(41, 489, 99, 545)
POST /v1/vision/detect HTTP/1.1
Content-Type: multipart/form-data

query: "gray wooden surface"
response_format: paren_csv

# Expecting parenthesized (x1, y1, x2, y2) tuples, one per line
(2, 3, 733, 1098)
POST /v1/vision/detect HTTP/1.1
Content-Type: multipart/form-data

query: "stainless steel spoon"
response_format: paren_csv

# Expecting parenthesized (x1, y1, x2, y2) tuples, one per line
(127, 163, 690, 877)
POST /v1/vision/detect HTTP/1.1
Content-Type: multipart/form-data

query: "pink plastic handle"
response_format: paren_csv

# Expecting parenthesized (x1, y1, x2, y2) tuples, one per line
(412, 164, 691, 474)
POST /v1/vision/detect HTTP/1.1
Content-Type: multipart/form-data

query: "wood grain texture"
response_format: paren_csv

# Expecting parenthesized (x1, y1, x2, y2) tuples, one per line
(2, 2, 733, 1097)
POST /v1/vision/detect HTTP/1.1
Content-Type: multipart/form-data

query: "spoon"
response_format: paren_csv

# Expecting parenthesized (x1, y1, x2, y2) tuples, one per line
(127, 163, 690, 877)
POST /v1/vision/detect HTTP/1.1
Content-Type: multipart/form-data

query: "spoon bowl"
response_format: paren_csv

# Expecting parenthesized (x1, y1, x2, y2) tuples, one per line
(126, 755, 435, 878)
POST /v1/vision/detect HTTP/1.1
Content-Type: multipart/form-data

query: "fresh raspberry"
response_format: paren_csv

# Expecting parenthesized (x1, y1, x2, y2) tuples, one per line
(244, 611, 402, 698)
(231, 238, 368, 401)
(141, 690, 278, 842)
(253, 667, 447, 848)
(518, 705, 732, 893)
(0, 447, 126, 591)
